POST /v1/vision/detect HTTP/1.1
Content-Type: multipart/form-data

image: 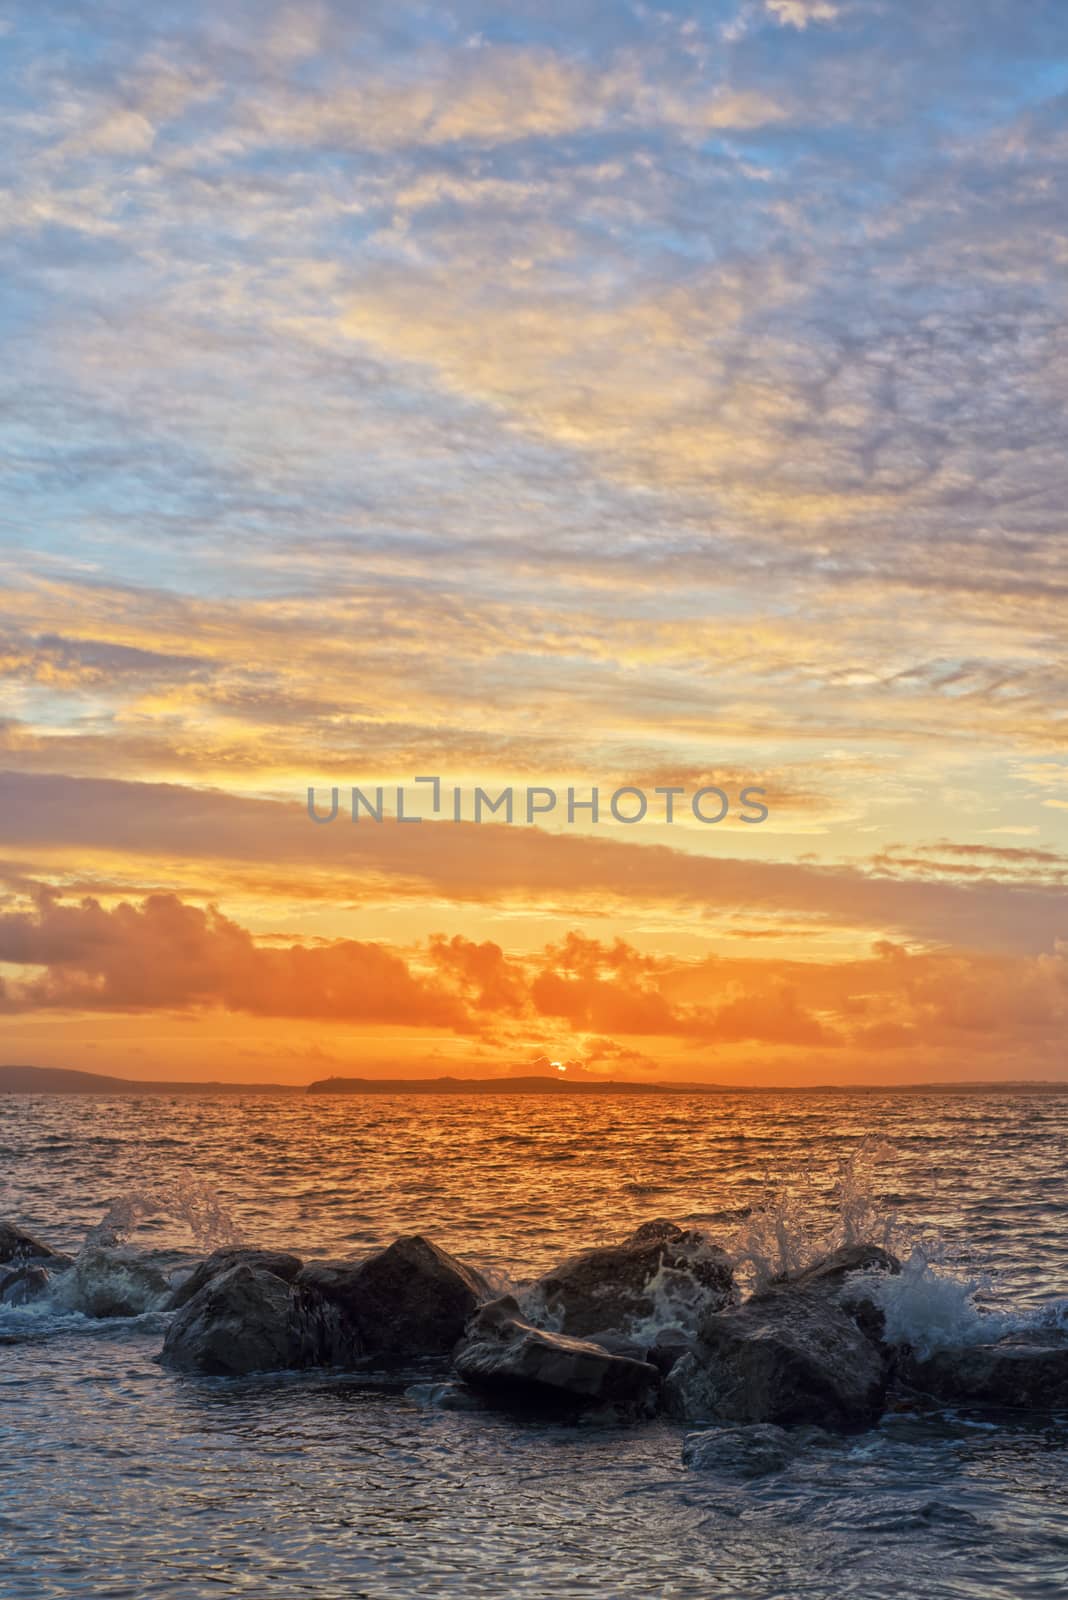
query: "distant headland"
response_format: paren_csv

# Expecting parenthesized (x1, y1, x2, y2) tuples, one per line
(0, 1064, 301, 1095)
(2, 1064, 1064, 1096)
(305, 1074, 726, 1096)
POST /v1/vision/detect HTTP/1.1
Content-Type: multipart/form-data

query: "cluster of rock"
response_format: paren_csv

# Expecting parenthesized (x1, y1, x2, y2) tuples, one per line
(1, 1220, 175, 1317)
(6, 1212, 1068, 1442)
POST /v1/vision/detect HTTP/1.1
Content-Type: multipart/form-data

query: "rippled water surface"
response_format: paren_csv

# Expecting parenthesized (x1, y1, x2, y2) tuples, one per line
(3, 1089, 1068, 1599)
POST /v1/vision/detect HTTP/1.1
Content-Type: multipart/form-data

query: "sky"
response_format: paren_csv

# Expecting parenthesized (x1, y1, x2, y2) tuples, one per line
(0, 0, 1065, 1085)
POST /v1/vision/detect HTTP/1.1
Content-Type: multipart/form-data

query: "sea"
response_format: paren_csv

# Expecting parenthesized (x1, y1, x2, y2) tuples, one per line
(3, 1088, 1068, 1600)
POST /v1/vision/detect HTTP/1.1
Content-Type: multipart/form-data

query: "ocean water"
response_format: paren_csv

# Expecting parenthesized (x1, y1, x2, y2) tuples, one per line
(3, 1089, 1068, 1599)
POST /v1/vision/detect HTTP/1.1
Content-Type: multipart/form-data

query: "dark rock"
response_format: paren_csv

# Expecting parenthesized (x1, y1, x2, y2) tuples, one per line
(168, 1248, 303, 1310)
(588, 1329, 692, 1378)
(0, 1220, 72, 1268)
(586, 1330, 651, 1361)
(901, 1338, 1068, 1411)
(454, 1295, 660, 1414)
(529, 1218, 735, 1339)
(664, 1284, 888, 1427)
(786, 1244, 901, 1350)
(644, 1338, 693, 1379)
(296, 1235, 491, 1360)
(160, 1263, 299, 1375)
(0, 1264, 51, 1306)
(785, 1244, 900, 1292)
(61, 1247, 170, 1317)
(682, 1422, 838, 1477)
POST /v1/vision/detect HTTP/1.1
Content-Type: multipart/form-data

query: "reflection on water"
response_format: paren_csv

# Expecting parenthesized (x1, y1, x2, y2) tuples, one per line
(2, 1090, 1068, 1598)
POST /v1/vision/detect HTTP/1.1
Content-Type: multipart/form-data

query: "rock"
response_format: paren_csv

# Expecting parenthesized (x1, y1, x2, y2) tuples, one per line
(168, 1248, 303, 1310)
(59, 1247, 170, 1318)
(0, 1220, 72, 1268)
(296, 1235, 491, 1361)
(901, 1338, 1068, 1411)
(0, 1264, 51, 1307)
(160, 1263, 298, 1375)
(664, 1284, 888, 1427)
(786, 1244, 900, 1293)
(644, 1337, 694, 1378)
(454, 1295, 660, 1414)
(529, 1218, 735, 1340)
(588, 1328, 692, 1378)
(405, 1380, 489, 1412)
(786, 1244, 902, 1350)
(682, 1422, 838, 1477)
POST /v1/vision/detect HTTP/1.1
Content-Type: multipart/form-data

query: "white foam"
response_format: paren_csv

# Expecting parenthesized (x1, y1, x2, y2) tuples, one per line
(850, 1248, 1068, 1358)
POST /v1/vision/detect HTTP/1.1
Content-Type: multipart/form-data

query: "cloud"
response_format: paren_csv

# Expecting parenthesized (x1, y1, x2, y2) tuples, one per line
(765, 0, 839, 28)
(0, 0, 1066, 1085)
(0, 886, 1065, 1075)
(0, 886, 467, 1026)
(0, 632, 211, 689)
(0, 772, 1065, 956)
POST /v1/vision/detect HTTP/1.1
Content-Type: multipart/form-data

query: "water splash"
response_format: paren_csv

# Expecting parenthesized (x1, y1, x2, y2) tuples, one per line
(728, 1138, 924, 1292)
(84, 1178, 243, 1253)
(850, 1245, 1068, 1358)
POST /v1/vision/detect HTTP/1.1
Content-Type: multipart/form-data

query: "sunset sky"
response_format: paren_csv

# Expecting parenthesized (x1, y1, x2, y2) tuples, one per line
(0, 0, 1065, 1084)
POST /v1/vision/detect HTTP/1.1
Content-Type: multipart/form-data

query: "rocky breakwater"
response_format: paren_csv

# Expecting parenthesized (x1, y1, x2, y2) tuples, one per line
(13, 1207, 1068, 1433)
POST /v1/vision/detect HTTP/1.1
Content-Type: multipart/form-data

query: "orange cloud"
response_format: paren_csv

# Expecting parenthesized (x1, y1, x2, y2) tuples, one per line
(0, 888, 466, 1027)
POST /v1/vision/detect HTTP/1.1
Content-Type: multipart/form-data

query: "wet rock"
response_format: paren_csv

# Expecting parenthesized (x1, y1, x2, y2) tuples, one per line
(405, 1380, 489, 1412)
(644, 1337, 694, 1379)
(901, 1338, 1068, 1411)
(168, 1248, 303, 1310)
(0, 1264, 51, 1307)
(588, 1328, 692, 1378)
(529, 1219, 735, 1340)
(60, 1247, 170, 1318)
(785, 1244, 900, 1293)
(296, 1235, 491, 1361)
(454, 1295, 660, 1414)
(682, 1422, 838, 1477)
(160, 1262, 298, 1375)
(664, 1284, 888, 1427)
(0, 1220, 72, 1268)
(787, 1244, 901, 1349)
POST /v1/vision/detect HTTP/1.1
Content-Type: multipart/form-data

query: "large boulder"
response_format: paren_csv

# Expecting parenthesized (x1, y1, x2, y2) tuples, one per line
(160, 1263, 299, 1375)
(454, 1295, 660, 1414)
(296, 1235, 491, 1361)
(0, 1220, 72, 1268)
(59, 1247, 170, 1318)
(528, 1219, 735, 1340)
(664, 1284, 888, 1427)
(901, 1337, 1068, 1411)
(168, 1248, 303, 1310)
